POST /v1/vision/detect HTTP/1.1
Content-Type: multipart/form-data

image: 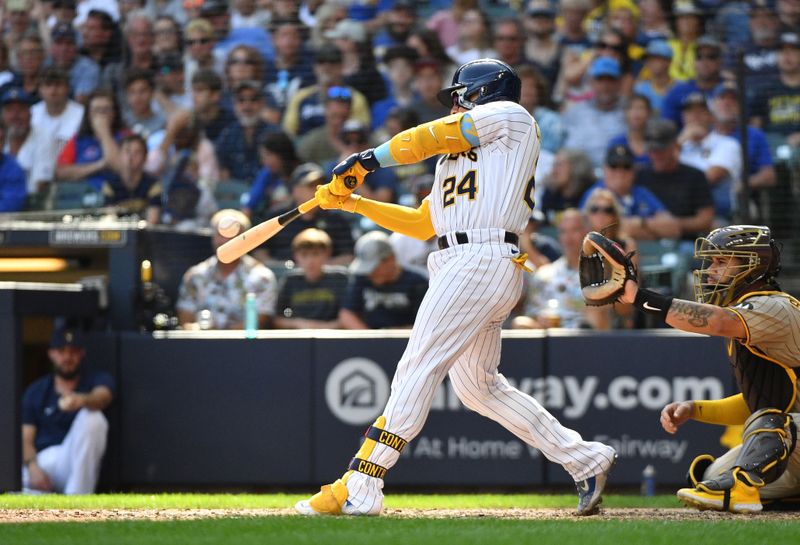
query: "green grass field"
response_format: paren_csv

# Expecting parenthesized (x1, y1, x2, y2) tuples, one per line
(1, 493, 797, 545)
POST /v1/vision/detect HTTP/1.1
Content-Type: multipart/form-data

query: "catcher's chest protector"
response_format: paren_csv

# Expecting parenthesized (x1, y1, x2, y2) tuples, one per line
(728, 342, 797, 414)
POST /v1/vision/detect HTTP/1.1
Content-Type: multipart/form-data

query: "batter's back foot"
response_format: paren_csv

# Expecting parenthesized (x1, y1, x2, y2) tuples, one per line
(575, 452, 618, 516)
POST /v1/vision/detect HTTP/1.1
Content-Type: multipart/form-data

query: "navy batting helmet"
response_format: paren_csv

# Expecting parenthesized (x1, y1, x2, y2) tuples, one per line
(693, 225, 781, 306)
(436, 58, 521, 109)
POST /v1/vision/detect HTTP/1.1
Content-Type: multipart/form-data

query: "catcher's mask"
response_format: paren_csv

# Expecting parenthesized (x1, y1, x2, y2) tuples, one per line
(693, 225, 781, 306)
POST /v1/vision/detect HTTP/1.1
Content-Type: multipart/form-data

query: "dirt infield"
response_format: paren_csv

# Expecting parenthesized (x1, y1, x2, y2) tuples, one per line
(1, 507, 796, 523)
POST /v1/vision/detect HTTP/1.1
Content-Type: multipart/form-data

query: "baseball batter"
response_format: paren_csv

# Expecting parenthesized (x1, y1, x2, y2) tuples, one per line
(296, 59, 617, 517)
(588, 224, 800, 513)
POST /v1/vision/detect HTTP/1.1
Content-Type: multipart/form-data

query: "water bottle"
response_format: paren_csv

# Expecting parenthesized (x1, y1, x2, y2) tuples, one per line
(245, 292, 257, 339)
(641, 464, 656, 496)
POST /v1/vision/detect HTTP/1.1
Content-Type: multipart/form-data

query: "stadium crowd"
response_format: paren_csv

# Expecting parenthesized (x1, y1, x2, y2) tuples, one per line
(0, 0, 799, 331)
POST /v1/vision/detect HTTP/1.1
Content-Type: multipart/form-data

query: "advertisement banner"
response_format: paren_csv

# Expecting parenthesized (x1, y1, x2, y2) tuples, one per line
(313, 336, 547, 486)
(545, 331, 735, 486)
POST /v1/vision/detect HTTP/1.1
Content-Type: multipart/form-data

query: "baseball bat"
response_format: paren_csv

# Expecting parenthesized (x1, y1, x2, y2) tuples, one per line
(216, 197, 319, 263)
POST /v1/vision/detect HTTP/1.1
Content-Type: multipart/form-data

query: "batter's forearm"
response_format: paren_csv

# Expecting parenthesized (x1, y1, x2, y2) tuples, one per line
(665, 299, 746, 338)
(354, 198, 435, 240)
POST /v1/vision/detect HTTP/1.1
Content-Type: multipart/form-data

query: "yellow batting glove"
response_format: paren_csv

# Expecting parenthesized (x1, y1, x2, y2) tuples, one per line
(315, 184, 360, 213)
(329, 150, 380, 196)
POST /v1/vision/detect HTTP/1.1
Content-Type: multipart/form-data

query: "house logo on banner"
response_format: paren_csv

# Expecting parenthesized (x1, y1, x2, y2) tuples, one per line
(326, 358, 390, 425)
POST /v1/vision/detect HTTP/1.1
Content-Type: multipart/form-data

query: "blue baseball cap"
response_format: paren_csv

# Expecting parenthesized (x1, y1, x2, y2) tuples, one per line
(50, 326, 85, 349)
(588, 57, 621, 79)
(645, 40, 673, 59)
(1, 87, 35, 106)
(712, 81, 739, 100)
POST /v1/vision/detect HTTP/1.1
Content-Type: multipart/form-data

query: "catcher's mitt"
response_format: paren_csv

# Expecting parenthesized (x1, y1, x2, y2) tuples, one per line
(579, 231, 637, 306)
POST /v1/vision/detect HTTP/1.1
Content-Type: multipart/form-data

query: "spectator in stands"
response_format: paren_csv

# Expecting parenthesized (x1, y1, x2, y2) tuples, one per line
(201, 0, 273, 63)
(608, 93, 654, 168)
(47, 22, 100, 104)
(558, 0, 592, 49)
(445, 8, 495, 66)
(667, 0, 705, 81)
(370, 45, 418, 130)
(102, 133, 161, 222)
(56, 90, 124, 191)
(3, 0, 33, 54)
(492, 18, 528, 69)
(177, 209, 277, 329)
(636, 0, 672, 45)
(102, 10, 156, 113)
(512, 209, 611, 330)
(215, 80, 279, 182)
(326, 19, 386, 106)
(221, 44, 264, 112)
(123, 69, 167, 137)
(330, 119, 398, 203)
(678, 92, 742, 222)
(661, 35, 724, 128)
(562, 57, 627, 168)
(231, 0, 271, 30)
(581, 143, 680, 240)
(0, 42, 12, 91)
(244, 130, 298, 221)
(297, 86, 352, 166)
(189, 69, 235, 142)
(152, 52, 190, 116)
(426, 0, 477, 49)
(749, 32, 800, 146)
(339, 230, 428, 329)
(711, 81, 776, 195)
(13, 33, 47, 101)
(273, 228, 348, 329)
(633, 39, 674, 115)
(408, 58, 450, 124)
(21, 325, 113, 495)
(0, 119, 27, 212)
(727, 0, 781, 86)
(263, 17, 315, 117)
(517, 65, 563, 154)
(406, 29, 457, 84)
(183, 18, 220, 92)
(558, 27, 633, 109)
(777, 0, 800, 34)
(79, 9, 120, 69)
(538, 148, 596, 225)
(282, 46, 370, 137)
(23, 68, 84, 194)
(635, 119, 714, 241)
(263, 163, 355, 263)
(373, 0, 417, 60)
(152, 15, 183, 56)
(1, 87, 33, 158)
(582, 187, 638, 261)
(523, 1, 560, 87)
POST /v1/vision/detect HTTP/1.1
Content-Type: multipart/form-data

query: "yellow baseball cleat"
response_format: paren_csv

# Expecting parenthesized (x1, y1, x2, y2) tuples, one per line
(677, 468, 763, 513)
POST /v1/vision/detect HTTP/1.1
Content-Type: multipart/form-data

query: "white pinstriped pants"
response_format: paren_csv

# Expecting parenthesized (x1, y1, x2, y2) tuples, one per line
(346, 238, 616, 511)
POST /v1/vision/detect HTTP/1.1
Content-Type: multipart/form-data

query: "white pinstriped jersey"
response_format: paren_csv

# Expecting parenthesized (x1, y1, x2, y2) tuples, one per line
(428, 101, 541, 236)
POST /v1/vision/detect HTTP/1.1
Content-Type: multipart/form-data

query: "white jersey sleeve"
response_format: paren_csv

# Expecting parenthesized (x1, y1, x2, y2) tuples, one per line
(467, 101, 538, 153)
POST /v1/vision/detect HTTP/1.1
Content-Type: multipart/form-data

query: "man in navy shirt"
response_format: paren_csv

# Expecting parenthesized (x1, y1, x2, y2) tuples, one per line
(0, 119, 27, 212)
(340, 230, 428, 329)
(21, 326, 114, 494)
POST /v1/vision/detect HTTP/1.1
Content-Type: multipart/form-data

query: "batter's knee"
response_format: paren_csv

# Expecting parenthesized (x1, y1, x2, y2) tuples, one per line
(449, 369, 498, 413)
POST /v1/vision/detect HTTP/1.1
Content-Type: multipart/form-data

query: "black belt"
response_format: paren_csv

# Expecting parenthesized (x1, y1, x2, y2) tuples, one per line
(437, 231, 519, 250)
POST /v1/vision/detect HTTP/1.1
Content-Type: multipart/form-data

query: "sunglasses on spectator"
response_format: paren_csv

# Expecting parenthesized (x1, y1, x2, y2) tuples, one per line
(596, 41, 624, 51)
(588, 205, 616, 215)
(608, 163, 633, 170)
(696, 53, 720, 60)
(495, 35, 520, 42)
(186, 38, 212, 45)
(327, 86, 352, 100)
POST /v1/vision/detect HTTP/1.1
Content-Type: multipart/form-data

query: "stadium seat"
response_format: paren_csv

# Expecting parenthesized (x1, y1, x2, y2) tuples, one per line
(49, 181, 104, 210)
(214, 180, 250, 210)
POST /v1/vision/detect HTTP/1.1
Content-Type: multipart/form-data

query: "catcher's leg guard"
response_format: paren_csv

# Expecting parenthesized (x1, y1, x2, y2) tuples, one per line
(678, 409, 796, 513)
(295, 416, 408, 516)
(686, 454, 716, 488)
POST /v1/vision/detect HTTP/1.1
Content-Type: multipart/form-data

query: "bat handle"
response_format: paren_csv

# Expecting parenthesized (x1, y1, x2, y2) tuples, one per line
(297, 197, 318, 215)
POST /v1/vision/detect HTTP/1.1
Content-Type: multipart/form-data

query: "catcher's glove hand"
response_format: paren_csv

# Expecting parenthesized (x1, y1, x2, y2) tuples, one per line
(330, 149, 379, 196)
(579, 231, 638, 306)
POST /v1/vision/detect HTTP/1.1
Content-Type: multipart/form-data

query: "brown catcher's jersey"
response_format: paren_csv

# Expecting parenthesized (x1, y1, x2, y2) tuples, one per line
(428, 101, 540, 236)
(726, 291, 800, 413)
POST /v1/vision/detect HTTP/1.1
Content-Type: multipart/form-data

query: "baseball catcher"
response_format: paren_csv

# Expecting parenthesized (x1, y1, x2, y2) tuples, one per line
(580, 225, 800, 513)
